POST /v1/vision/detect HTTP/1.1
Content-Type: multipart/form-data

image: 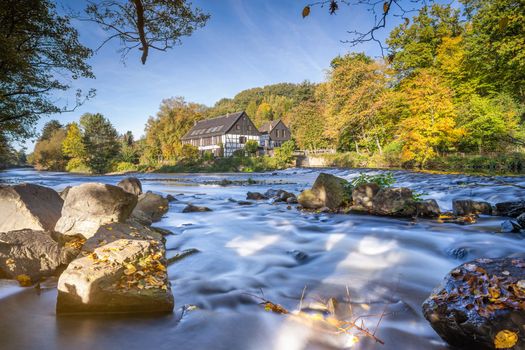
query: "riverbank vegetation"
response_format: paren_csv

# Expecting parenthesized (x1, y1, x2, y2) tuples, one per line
(3, 0, 525, 174)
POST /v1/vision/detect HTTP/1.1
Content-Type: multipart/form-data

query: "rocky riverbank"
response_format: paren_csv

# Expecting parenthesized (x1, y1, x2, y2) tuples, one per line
(1, 169, 525, 349)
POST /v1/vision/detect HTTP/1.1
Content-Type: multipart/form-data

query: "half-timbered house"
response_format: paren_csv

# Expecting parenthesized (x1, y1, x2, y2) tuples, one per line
(181, 111, 260, 157)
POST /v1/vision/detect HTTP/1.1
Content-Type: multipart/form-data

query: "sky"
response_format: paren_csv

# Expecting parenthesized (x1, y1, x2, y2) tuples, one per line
(25, 0, 403, 150)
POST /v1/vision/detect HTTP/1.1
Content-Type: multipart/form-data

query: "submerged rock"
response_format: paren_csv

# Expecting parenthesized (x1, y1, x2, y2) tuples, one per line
(0, 183, 63, 232)
(132, 192, 169, 223)
(0, 229, 77, 281)
(423, 258, 525, 349)
(165, 194, 177, 202)
(246, 192, 268, 200)
(501, 220, 522, 233)
(182, 204, 212, 213)
(518, 213, 525, 228)
(352, 183, 380, 211)
(117, 177, 143, 196)
(55, 183, 137, 239)
(453, 199, 492, 216)
(298, 173, 350, 210)
(495, 201, 525, 218)
(57, 221, 173, 314)
(264, 189, 296, 203)
(372, 187, 416, 217)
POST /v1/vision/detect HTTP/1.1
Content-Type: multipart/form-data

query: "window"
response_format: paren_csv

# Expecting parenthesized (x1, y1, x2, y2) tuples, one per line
(236, 124, 241, 130)
(239, 136, 246, 144)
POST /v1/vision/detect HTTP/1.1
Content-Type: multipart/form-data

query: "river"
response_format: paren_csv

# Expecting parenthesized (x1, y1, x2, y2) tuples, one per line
(1, 167, 524, 350)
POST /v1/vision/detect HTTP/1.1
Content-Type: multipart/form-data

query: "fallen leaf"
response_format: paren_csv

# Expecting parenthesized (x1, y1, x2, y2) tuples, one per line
(494, 329, 518, 349)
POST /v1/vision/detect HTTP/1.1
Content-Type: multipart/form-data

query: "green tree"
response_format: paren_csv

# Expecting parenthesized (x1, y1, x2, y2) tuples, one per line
(32, 128, 67, 171)
(0, 0, 93, 141)
(39, 120, 63, 142)
(63, 122, 86, 159)
(244, 140, 259, 156)
(142, 97, 205, 164)
(273, 140, 297, 168)
(397, 69, 463, 166)
(255, 102, 274, 127)
(80, 113, 120, 174)
(285, 100, 328, 150)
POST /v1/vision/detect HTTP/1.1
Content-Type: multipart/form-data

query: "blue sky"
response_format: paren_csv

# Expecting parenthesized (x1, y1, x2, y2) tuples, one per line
(27, 0, 401, 150)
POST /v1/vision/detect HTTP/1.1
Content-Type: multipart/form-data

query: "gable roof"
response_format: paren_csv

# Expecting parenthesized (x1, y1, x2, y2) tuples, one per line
(259, 119, 285, 134)
(182, 111, 248, 140)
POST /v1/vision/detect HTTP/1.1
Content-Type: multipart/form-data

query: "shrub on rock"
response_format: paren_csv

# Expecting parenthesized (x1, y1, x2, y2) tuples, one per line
(0, 183, 63, 232)
(54, 183, 137, 239)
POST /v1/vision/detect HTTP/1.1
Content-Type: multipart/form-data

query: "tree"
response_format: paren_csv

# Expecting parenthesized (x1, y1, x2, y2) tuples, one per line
(255, 102, 274, 127)
(397, 69, 462, 166)
(323, 53, 391, 152)
(461, 0, 525, 102)
(244, 140, 259, 156)
(80, 113, 120, 173)
(0, 0, 94, 141)
(83, 0, 210, 64)
(285, 100, 328, 150)
(39, 120, 63, 142)
(119, 131, 139, 164)
(142, 97, 205, 163)
(273, 140, 297, 169)
(32, 128, 67, 171)
(387, 4, 463, 76)
(63, 122, 86, 159)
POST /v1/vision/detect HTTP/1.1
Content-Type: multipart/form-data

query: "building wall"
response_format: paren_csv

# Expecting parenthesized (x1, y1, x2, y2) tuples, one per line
(268, 121, 291, 147)
(223, 133, 259, 157)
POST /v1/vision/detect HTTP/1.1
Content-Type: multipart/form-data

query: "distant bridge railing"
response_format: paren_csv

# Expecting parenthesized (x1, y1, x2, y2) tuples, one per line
(293, 149, 336, 156)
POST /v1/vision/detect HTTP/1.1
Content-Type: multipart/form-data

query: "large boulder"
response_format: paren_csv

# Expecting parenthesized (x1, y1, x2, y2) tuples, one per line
(131, 192, 169, 223)
(0, 183, 63, 232)
(352, 183, 380, 211)
(298, 173, 350, 210)
(57, 221, 173, 314)
(117, 177, 143, 196)
(453, 199, 493, 216)
(0, 229, 77, 281)
(372, 187, 416, 217)
(495, 201, 525, 218)
(55, 183, 137, 239)
(423, 258, 525, 349)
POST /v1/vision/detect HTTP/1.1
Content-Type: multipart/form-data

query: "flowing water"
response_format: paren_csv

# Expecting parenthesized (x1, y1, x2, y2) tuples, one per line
(1, 167, 525, 350)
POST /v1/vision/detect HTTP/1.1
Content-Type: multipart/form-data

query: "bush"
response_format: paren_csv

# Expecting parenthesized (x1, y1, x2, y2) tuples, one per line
(65, 158, 91, 173)
(113, 161, 138, 173)
(244, 140, 259, 156)
(351, 172, 395, 188)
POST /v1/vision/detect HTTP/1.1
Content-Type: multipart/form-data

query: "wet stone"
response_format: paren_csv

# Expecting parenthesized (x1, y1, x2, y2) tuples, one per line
(501, 220, 522, 233)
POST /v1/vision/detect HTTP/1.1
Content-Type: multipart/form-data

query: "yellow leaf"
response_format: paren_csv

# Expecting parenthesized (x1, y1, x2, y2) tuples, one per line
(494, 330, 518, 349)
(302, 6, 310, 18)
(16, 274, 32, 287)
(124, 264, 137, 275)
(499, 17, 509, 31)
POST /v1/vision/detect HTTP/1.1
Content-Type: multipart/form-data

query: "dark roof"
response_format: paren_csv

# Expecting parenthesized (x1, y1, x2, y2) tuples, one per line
(259, 119, 282, 134)
(181, 111, 245, 140)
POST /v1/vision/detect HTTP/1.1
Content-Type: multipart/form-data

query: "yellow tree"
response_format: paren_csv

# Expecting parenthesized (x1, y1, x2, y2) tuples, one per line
(397, 69, 462, 166)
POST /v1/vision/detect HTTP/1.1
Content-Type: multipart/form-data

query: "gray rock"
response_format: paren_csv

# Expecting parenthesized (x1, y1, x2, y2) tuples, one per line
(501, 220, 522, 233)
(182, 204, 212, 213)
(55, 183, 137, 239)
(372, 187, 416, 217)
(495, 201, 525, 217)
(59, 186, 71, 201)
(422, 258, 525, 349)
(131, 192, 169, 223)
(415, 199, 441, 218)
(286, 196, 298, 204)
(57, 221, 173, 314)
(246, 192, 268, 200)
(117, 177, 143, 195)
(453, 199, 492, 216)
(352, 183, 380, 211)
(0, 183, 63, 233)
(264, 189, 296, 203)
(0, 229, 77, 281)
(165, 194, 177, 202)
(298, 173, 350, 210)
